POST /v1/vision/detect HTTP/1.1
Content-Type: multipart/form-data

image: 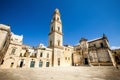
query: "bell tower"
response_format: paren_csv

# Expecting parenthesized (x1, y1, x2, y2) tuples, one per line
(48, 8, 63, 48)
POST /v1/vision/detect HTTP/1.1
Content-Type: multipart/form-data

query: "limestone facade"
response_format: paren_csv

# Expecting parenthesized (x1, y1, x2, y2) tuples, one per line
(0, 8, 117, 68)
(0, 24, 11, 65)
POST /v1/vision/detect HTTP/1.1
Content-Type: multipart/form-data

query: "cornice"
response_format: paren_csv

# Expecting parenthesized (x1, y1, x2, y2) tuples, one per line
(48, 30, 63, 35)
(51, 20, 62, 24)
(10, 42, 22, 46)
(48, 45, 64, 49)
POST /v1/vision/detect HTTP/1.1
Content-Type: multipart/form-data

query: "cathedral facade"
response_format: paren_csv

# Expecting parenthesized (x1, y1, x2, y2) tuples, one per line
(0, 9, 117, 68)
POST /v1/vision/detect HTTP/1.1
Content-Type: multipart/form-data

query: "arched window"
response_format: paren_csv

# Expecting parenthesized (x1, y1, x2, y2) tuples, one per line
(30, 60, 35, 68)
(39, 60, 43, 67)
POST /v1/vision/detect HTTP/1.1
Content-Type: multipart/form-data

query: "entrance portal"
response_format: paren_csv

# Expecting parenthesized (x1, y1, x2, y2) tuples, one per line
(84, 58, 88, 65)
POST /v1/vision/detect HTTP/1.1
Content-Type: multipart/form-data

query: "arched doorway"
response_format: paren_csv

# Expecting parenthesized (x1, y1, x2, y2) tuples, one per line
(20, 59, 24, 68)
(46, 61, 49, 67)
(39, 60, 43, 67)
(71, 54, 74, 66)
(30, 60, 35, 68)
(84, 58, 88, 65)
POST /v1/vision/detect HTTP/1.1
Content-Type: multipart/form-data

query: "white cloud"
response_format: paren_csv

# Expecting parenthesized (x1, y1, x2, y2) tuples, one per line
(111, 46, 120, 50)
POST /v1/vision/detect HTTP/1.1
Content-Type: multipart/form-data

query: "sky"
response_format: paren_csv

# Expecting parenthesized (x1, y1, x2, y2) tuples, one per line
(0, 0, 120, 48)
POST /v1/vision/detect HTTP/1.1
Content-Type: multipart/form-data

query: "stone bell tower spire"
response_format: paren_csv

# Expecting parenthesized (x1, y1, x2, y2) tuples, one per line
(48, 8, 63, 48)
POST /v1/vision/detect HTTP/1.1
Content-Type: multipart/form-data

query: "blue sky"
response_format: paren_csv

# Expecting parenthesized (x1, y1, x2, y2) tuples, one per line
(0, 0, 120, 47)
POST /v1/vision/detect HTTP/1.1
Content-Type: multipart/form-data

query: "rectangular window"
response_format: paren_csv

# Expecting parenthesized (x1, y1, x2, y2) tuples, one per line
(11, 48, 16, 55)
(47, 54, 49, 58)
(65, 57, 67, 60)
(93, 44, 96, 47)
(50, 41, 52, 46)
(20, 53, 22, 57)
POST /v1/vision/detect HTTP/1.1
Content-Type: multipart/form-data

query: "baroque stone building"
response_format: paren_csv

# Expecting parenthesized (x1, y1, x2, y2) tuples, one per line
(0, 8, 118, 68)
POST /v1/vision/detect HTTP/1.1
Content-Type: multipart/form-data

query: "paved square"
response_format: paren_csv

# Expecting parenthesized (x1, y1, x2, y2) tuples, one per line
(0, 66, 120, 80)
